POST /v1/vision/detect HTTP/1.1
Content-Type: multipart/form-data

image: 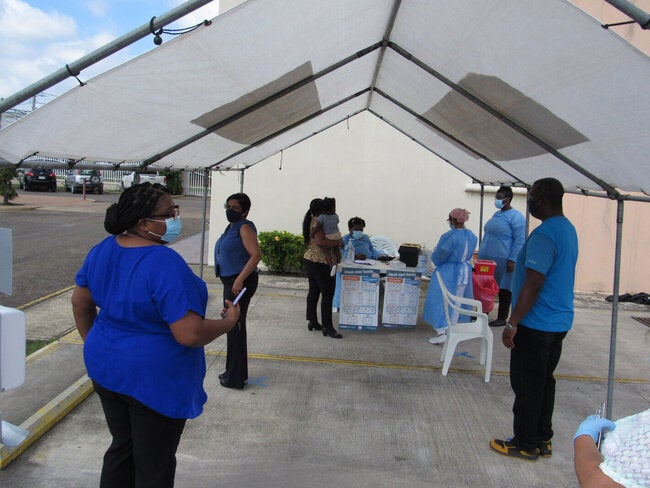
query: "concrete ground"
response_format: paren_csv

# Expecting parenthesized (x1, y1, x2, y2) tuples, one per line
(1, 195, 649, 487)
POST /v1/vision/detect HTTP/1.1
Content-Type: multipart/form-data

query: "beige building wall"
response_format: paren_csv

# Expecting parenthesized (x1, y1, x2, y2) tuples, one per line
(210, 0, 650, 295)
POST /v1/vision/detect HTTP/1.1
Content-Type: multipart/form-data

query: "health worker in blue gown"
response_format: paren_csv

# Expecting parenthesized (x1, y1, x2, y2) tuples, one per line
(341, 217, 386, 260)
(333, 217, 387, 309)
(423, 208, 478, 345)
(477, 186, 526, 327)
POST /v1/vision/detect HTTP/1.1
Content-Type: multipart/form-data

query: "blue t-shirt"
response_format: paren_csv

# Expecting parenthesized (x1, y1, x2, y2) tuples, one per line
(76, 236, 209, 419)
(511, 216, 578, 333)
(214, 219, 257, 277)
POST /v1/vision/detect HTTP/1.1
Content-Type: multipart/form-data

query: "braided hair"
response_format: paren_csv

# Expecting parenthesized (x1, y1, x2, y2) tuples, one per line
(302, 198, 323, 245)
(104, 183, 170, 235)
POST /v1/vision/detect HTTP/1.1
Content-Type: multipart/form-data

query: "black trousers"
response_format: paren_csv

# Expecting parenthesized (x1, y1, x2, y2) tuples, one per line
(220, 271, 258, 387)
(93, 381, 186, 488)
(496, 289, 512, 321)
(509, 325, 567, 451)
(304, 259, 336, 330)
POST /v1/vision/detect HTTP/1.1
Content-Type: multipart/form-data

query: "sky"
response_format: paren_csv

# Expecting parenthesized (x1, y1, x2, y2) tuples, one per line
(0, 0, 222, 112)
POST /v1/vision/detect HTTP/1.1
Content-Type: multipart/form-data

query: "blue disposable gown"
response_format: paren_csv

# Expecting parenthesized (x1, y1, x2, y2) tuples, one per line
(341, 233, 381, 260)
(422, 228, 478, 330)
(333, 233, 383, 308)
(477, 208, 525, 290)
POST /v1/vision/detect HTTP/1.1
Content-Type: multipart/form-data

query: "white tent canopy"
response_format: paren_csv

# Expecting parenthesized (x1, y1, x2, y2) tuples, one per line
(1, 0, 649, 200)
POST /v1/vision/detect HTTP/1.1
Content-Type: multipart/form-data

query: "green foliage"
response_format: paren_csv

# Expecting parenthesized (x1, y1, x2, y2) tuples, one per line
(258, 231, 306, 274)
(161, 170, 183, 195)
(0, 168, 18, 204)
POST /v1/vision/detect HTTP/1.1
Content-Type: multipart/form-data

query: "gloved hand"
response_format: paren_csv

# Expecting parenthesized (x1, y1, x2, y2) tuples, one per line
(573, 415, 616, 442)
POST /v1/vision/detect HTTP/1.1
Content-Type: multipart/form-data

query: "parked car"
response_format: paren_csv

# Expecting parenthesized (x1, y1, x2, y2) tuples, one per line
(121, 171, 167, 191)
(64, 169, 103, 194)
(21, 168, 57, 192)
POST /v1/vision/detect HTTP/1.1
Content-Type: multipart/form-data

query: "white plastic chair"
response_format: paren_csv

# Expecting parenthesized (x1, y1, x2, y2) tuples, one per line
(435, 271, 493, 382)
(369, 235, 397, 257)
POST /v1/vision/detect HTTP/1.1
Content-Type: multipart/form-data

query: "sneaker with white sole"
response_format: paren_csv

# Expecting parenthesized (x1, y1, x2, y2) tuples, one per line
(428, 334, 447, 345)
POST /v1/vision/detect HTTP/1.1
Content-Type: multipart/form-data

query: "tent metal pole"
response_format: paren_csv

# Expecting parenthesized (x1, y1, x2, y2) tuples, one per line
(605, 0, 650, 28)
(478, 183, 485, 244)
(143, 43, 382, 167)
(367, 0, 402, 107)
(373, 88, 524, 184)
(524, 187, 531, 236)
(0, 0, 216, 114)
(387, 42, 620, 198)
(606, 199, 624, 418)
(240, 169, 245, 193)
(209, 89, 371, 169)
(198, 168, 210, 280)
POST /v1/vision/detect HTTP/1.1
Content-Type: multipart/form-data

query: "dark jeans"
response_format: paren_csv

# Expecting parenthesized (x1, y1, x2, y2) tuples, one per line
(220, 271, 259, 387)
(93, 381, 186, 488)
(304, 259, 336, 330)
(497, 289, 512, 321)
(510, 325, 567, 451)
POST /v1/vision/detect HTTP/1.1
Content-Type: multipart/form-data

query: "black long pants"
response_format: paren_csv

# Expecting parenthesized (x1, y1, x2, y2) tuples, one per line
(93, 381, 186, 488)
(497, 289, 512, 321)
(304, 259, 335, 330)
(220, 271, 258, 387)
(510, 325, 567, 451)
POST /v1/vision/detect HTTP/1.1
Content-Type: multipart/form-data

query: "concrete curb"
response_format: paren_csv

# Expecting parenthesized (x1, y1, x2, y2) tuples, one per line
(0, 375, 93, 469)
(0, 331, 93, 470)
(0, 205, 41, 212)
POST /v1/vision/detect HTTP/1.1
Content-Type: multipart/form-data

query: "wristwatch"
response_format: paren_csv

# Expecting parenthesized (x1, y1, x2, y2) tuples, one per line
(505, 322, 517, 330)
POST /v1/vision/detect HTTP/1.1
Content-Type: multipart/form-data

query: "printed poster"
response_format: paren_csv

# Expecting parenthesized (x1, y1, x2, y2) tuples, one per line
(382, 269, 422, 328)
(338, 266, 380, 331)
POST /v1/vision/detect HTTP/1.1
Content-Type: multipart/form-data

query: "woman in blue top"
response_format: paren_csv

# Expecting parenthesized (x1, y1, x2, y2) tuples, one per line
(423, 208, 478, 345)
(71, 183, 240, 488)
(477, 186, 526, 327)
(214, 193, 261, 389)
(341, 216, 383, 260)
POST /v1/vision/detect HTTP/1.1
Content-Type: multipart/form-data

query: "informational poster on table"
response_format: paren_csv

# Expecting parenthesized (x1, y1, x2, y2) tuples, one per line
(338, 266, 381, 331)
(382, 269, 422, 328)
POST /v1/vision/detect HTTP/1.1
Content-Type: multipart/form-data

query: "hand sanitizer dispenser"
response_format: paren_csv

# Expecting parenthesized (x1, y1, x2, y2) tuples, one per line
(0, 306, 26, 391)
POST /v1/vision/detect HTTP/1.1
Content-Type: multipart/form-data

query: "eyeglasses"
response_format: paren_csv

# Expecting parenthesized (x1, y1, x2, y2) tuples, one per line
(150, 205, 180, 220)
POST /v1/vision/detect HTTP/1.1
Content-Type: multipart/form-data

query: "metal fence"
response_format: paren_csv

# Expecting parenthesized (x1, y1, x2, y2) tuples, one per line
(49, 169, 211, 196)
(183, 170, 212, 197)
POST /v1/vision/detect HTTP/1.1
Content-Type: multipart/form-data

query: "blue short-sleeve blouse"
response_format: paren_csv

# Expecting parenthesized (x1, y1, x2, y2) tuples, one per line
(76, 236, 209, 419)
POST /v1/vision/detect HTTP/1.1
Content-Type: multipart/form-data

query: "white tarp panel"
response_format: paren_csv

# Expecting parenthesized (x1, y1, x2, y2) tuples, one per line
(0, 0, 649, 196)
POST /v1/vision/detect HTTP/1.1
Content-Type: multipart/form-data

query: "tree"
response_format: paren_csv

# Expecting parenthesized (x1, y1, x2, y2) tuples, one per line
(0, 168, 18, 204)
(161, 170, 183, 195)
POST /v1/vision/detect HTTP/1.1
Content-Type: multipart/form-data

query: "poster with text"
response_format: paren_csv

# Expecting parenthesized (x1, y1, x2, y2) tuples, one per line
(338, 266, 380, 331)
(382, 269, 422, 328)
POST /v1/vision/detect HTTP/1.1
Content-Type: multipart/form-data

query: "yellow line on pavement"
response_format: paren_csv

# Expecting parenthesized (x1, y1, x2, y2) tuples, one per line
(205, 350, 649, 384)
(0, 376, 94, 469)
(18, 285, 75, 310)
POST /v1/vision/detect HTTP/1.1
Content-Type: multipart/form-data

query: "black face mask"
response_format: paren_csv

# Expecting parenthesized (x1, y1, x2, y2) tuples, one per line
(226, 208, 243, 223)
(527, 197, 541, 218)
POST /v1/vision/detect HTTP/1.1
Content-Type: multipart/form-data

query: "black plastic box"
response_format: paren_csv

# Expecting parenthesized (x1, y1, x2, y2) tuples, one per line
(398, 245, 420, 267)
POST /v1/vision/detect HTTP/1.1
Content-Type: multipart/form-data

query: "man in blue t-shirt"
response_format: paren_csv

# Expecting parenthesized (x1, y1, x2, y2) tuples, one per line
(490, 177, 578, 462)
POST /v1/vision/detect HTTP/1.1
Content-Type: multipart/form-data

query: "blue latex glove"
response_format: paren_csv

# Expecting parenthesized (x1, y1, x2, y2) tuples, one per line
(573, 415, 616, 442)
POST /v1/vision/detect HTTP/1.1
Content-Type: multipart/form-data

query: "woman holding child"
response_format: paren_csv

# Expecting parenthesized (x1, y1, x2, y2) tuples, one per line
(302, 197, 344, 338)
